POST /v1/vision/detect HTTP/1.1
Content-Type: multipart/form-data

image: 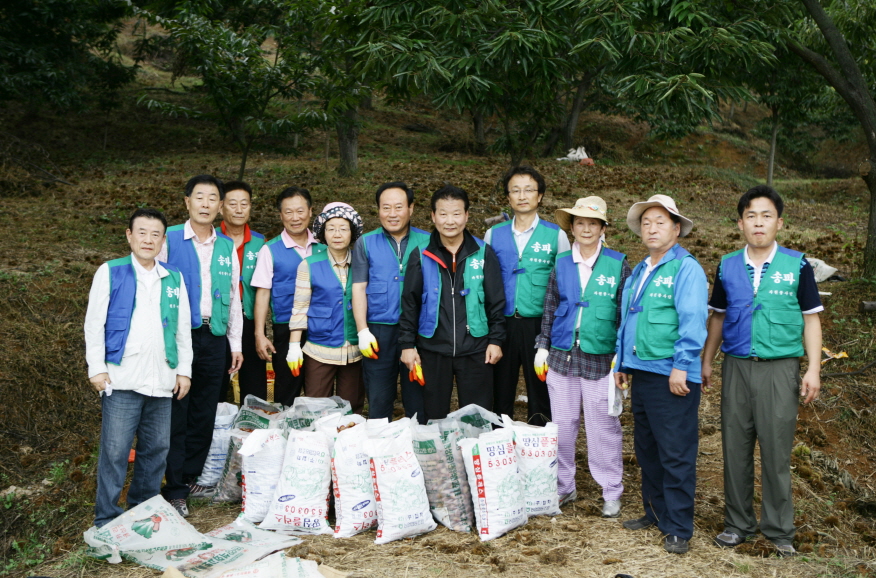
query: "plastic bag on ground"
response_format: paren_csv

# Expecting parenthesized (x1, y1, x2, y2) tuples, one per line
(233, 395, 284, 431)
(239, 429, 287, 523)
(314, 413, 366, 454)
(260, 430, 333, 535)
(435, 404, 502, 438)
(365, 427, 436, 544)
(204, 518, 301, 550)
(458, 428, 527, 541)
(331, 423, 380, 538)
(411, 422, 474, 532)
(84, 495, 210, 565)
(197, 403, 239, 488)
(213, 429, 251, 503)
(365, 416, 409, 440)
(283, 396, 352, 431)
(607, 354, 627, 417)
(501, 415, 561, 517)
(216, 552, 323, 578)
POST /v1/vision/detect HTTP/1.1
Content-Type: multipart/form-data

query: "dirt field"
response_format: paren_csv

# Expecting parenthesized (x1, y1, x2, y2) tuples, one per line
(2, 66, 876, 578)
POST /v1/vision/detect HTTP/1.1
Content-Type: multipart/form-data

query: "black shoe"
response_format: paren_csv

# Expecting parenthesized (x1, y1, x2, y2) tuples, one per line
(622, 516, 655, 530)
(664, 535, 690, 554)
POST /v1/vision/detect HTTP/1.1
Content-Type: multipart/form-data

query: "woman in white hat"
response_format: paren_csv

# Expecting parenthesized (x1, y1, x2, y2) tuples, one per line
(534, 196, 630, 516)
(286, 202, 366, 413)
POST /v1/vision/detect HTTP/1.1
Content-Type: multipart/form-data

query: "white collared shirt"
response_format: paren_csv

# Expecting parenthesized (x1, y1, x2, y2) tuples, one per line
(250, 228, 317, 290)
(157, 220, 243, 352)
(572, 240, 602, 331)
(84, 255, 193, 396)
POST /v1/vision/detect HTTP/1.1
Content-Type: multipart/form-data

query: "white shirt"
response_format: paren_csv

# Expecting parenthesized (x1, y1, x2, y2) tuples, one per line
(635, 255, 660, 300)
(483, 214, 572, 255)
(84, 255, 193, 396)
(157, 220, 243, 352)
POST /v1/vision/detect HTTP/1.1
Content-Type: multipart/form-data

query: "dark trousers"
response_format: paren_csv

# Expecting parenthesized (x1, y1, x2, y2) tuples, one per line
(362, 322, 425, 423)
(419, 349, 494, 422)
(303, 355, 365, 414)
(721, 356, 799, 545)
(271, 323, 305, 407)
(631, 369, 700, 540)
(163, 325, 226, 500)
(493, 315, 549, 425)
(220, 317, 267, 403)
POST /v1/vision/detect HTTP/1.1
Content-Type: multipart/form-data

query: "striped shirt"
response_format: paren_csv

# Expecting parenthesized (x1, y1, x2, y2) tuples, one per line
(289, 249, 362, 365)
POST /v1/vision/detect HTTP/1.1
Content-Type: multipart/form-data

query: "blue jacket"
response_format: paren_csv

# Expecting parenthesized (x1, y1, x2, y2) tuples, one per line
(615, 244, 708, 383)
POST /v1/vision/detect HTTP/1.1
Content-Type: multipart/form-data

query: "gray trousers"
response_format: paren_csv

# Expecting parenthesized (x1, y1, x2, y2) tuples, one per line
(721, 355, 800, 545)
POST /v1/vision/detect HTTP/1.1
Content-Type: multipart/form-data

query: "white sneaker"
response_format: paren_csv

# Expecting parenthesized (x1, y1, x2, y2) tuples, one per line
(558, 490, 578, 507)
(602, 499, 621, 518)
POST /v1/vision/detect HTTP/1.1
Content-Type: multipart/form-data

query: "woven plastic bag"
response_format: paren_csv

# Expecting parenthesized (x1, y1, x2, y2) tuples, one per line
(501, 415, 561, 517)
(212, 429, 251, 503)
(215, 552, 322, 578)
(366, 427, 436, 544)
(411, 421, 474, 532)
(239, 429, 287, 523)
(260, 430, 333, 534)
(282, 396, 352, 431)
(458, 428, 527, 541)
(197, 403, 239, 488)
(331, 422, 380, 538)
(435, 404, 502, 438)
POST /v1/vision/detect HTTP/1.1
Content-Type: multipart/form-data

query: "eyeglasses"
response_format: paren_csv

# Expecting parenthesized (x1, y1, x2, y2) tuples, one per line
(510, 188, 538, 196)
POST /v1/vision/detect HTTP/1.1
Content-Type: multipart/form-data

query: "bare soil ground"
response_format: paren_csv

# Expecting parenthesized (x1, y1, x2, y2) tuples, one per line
(2, 61, 876, 578)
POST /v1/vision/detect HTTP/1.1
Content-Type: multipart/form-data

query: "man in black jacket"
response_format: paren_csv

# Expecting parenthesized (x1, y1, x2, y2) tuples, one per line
(400, 185, 506, 420)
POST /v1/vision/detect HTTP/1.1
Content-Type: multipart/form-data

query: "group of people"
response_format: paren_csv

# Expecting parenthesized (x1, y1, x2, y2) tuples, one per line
(84, 166, 822, 558)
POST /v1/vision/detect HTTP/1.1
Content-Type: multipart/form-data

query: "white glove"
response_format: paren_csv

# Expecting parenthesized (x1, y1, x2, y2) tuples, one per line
(357, 328, 379, 359)
(286, 342, 303, 376)
(101, 381, 113, 397)
(534, 348, 549, 381)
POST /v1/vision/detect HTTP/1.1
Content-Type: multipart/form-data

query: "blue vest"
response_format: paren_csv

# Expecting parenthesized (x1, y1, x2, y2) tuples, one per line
(165, 225, 234, 336)
(266, 236, 326, 323)
(490, 219, 560, 317)
(720, 246, 805, 359)
(550, 247, 625, 354)
(362, 227, 430, 325)
(418, 238, 489, 339)
(105, 256, 182, 368)
(306, 253, 357, 348)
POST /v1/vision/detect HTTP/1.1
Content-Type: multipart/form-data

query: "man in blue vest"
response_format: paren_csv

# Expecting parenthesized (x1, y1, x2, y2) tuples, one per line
(352, 182, 430, 421)
(158, 175, 243, 518)
(252, 186, 323, 406)
(399, 185, 506, 421)
(614, 194, 708, 554)
(485, 166, 570, 425)
(217, 180, 266, 405)
(84, 208, 193, 528)
(702, 186, 823, 557)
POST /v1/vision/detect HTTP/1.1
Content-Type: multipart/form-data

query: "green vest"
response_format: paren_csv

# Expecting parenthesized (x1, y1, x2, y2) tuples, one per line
(159, 268, 183, 369)
(419, 241, 489, 338)
(490, 219, 560, 317)
(240, 235, 265, 320)
(630, 256, 687, 360)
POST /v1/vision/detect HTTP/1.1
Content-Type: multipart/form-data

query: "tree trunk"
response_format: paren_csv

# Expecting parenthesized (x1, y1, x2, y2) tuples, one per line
(791, 0, 876, 276)
(360, 95, 373, 110)
(237, 140, 251, 180)
(472, 110, 487, 155)
(335, 106, 359, 177)
(767, 107, 779, 187)
(562, 76, 591, 151)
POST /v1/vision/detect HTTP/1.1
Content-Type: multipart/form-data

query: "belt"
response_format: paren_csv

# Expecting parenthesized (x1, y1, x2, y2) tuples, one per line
(513, 310, 523, 319)
(201, 317, 211, 328)
(748, 356, 774, 362)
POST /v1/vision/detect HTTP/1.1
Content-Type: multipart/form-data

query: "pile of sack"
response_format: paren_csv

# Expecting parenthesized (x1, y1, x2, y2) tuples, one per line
(204, 398, 560, 543)
(87, 398, 563, 575)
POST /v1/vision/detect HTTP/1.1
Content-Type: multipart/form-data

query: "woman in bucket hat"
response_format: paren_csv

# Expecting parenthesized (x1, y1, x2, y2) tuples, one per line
(534, 196, 631, 516)
(614, 194, 708, 554)
(286, 202, 366, 413)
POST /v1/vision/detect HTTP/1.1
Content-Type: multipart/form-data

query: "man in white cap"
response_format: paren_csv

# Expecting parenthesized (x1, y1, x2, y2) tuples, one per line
(614, 194, 708, 554)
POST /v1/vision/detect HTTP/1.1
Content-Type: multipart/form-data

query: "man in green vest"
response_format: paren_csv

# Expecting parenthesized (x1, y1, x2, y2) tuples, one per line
(84, 208, 192, 528)
(485, 166, 570, 425)
(399, 185, 507, 421)
(702, 185, 823, 557)
(216, 180, 266, 406)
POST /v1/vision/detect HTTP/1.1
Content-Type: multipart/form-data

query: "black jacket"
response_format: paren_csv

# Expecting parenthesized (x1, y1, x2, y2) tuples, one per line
(399, 229, 506, 357)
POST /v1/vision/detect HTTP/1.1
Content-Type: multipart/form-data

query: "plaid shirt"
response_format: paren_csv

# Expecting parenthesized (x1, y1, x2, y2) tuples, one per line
(535, 256, 631, 379)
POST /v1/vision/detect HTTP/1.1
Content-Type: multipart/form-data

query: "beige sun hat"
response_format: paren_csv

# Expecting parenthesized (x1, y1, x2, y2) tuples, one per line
(555, 196, 608, 232)
(626, 194, 694, 237)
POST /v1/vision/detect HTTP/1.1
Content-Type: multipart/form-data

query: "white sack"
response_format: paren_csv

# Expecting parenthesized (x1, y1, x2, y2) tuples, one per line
(501, 416, 561, 517)
(411, 422, 475, 532)
(331, 423, 380, 538)
(239, 429, 287, 523)
(197, 403, 239, 487)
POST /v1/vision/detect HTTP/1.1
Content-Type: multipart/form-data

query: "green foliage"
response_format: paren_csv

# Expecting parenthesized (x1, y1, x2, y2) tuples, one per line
(0, 0, 136, 110)
(136, 0, 327, 177)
